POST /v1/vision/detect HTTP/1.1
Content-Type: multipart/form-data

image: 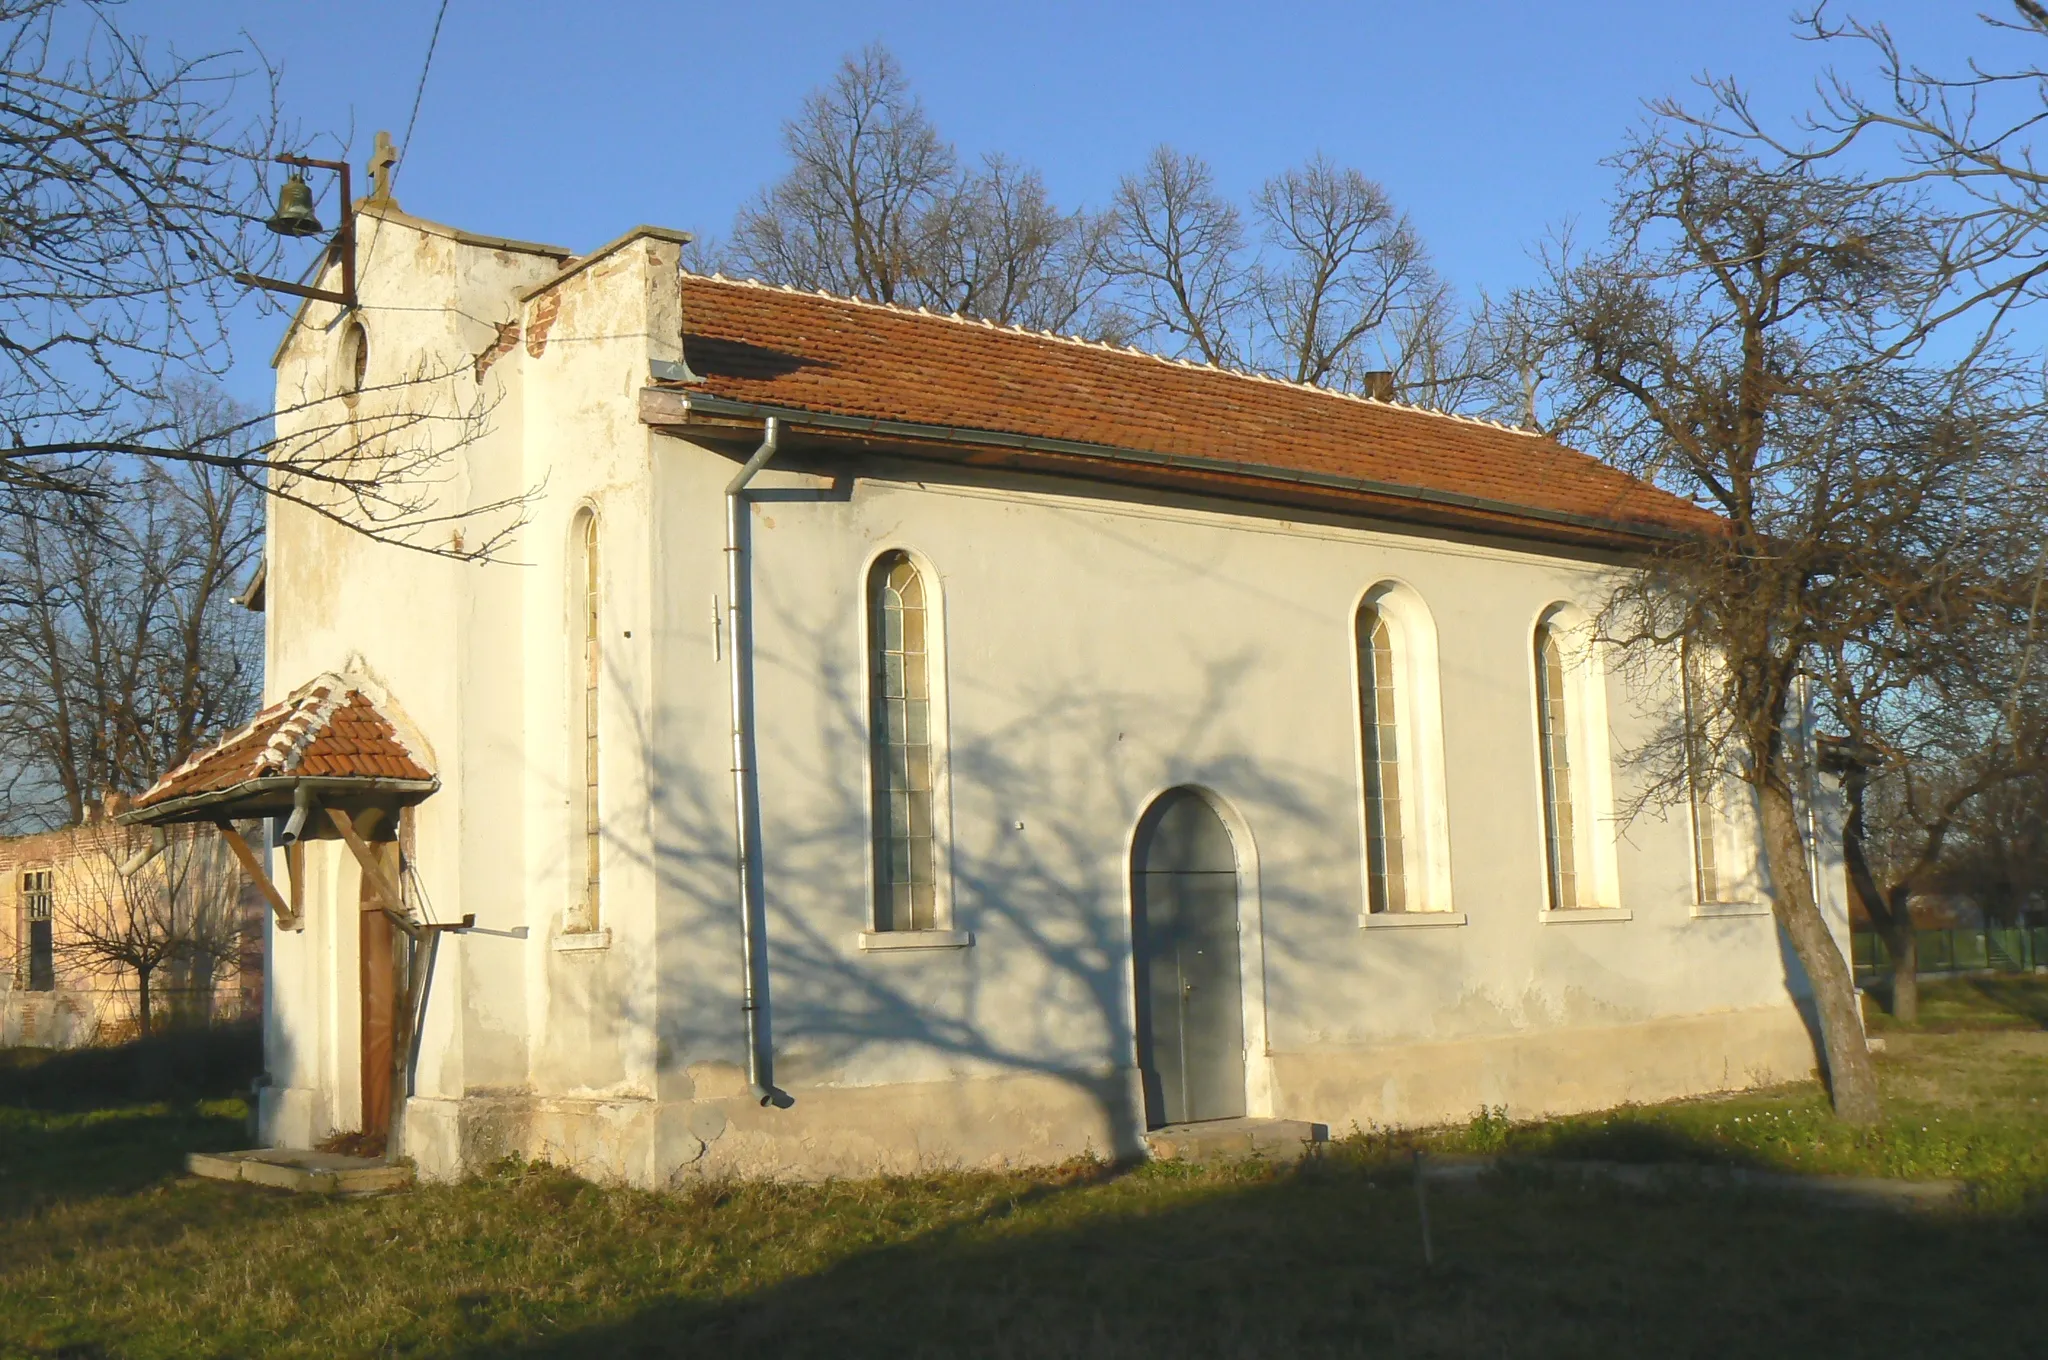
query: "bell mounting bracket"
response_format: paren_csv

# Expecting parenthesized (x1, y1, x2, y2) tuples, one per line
(235, 153, 358, 311)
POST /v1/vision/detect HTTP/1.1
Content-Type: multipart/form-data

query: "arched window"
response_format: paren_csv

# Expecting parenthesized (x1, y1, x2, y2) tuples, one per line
(339, 320, 368, 400)
(869, 553, 939, 932)
(1681, 651, 1722, 903)
(1356, 605, 1407, 913)
(1682, 648, 1766, 907)
(570, 510, 601, 932)
(1534, 623, 1581, 911)
(1352, 583, 1455, 920)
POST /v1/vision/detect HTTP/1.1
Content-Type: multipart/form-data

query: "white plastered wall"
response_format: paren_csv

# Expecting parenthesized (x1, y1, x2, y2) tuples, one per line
(257, 210, 683, 1163)
(644, 448, 1827, 1164)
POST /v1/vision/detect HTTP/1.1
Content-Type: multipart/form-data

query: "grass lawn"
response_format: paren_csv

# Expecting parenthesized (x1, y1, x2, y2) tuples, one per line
(2, 988, 2045, 1359)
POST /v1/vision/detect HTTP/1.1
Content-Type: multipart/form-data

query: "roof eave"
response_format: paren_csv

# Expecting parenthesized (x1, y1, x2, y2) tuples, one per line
(641, 387, 1703, 550)
(119, 774, 441, 827)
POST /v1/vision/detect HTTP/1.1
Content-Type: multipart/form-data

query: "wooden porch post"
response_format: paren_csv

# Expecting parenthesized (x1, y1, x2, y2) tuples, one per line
(357, 838, 401, 1144)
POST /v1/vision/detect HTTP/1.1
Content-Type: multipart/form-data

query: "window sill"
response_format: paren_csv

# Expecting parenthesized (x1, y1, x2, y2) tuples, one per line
(1538, 908, 1633, 923)
(1358, 911, 1467, 929)
(553, 928, 613, 952)
(857, 929, 974, 952)
(1692, 900, 1773, 919)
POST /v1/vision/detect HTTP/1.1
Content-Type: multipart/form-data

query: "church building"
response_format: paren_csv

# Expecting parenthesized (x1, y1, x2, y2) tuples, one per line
(121, 186, 1847, 1182)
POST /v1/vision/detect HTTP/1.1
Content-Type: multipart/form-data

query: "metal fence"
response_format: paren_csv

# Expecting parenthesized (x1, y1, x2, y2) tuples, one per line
(1852, 927, 2048, 980)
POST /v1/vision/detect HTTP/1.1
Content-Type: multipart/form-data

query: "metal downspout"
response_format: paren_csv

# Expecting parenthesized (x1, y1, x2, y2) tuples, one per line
(726, 418, 780, 1106)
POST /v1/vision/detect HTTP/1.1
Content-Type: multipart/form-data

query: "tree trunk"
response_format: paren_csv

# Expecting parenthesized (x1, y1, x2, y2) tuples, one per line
(1885, 917, 1920, 1025)
(1838, 768, 1920, 1026)
(1757, 777, 1881, 1124)
(135, 964, 153, 1039)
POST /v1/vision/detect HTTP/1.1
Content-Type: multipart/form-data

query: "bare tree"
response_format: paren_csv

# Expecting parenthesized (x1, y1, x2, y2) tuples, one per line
(726, 43, 957, 306)
(61, 830, 247, 1037)
(1939, 768, 2048, 922)
(1649, 1, 2048, 1023)
(1096, 146, 1249, 366)
(1250, 154, 1439, 388)
(727, 49, 1483, 391)
(1529, 128, 2047, 1121)
(725, 46, 1109, 338)
(0, 383, 263, 831)
(0, 0, 279, 490)
(916, 153, 1105, 333)
(0, 1, 528, 560)
(1824, 443, 2048, 1022)
(1672, 2, 2048, 349)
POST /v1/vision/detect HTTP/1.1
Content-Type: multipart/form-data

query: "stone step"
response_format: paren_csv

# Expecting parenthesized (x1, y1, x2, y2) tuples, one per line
(1142, 1117, 1329, 1164)
(188, 1148, 413, 1195)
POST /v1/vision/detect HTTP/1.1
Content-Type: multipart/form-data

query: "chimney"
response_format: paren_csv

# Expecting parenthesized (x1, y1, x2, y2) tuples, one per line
(1361, 371, 1397, 403)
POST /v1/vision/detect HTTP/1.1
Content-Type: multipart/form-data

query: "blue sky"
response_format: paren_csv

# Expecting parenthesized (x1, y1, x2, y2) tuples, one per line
(131, 1, 1992, 407)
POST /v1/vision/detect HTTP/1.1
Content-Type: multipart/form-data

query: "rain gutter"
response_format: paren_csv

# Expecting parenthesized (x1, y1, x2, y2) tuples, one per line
(643, 389, 1695, 547)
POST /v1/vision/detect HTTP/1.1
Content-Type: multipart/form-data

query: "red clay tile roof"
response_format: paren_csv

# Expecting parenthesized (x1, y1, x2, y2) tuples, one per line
(670, 274, 1718, 540)
(134, 677, 434, 811)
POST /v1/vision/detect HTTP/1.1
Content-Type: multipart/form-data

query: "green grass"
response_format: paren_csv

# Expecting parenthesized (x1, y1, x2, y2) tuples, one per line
(1865, 972, 2048, 1032)
(1408, 1029, 2048, 1201)
(3, 996, 2046, 1358)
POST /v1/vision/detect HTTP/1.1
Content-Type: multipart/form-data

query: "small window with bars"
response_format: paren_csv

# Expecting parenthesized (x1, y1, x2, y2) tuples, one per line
(23, 868, 54, 992)
(22, 869, 52, 921)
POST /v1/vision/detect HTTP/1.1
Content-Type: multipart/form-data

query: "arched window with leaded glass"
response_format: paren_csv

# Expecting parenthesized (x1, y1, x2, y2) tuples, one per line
(868, 551, 944, 932)
(1534, 623, 1580, 912)
(1352, 582, 1456, 921)
(1683, 646, 1768, 909)
(1356, 604, 1407, 913)
(1531, 606, 1620, 915)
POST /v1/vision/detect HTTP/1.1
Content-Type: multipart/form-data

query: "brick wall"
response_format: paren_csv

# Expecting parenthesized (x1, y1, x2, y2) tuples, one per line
(0, 815, 266, 1047)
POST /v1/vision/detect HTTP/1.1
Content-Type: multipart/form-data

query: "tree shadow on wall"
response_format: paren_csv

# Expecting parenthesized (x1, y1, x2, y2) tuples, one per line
(601, 529, 1397, 1168)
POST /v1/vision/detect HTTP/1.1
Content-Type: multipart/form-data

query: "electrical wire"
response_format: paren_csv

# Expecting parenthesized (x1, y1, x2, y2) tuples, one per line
(355, 0, 453, 291)
(394, 0, 452, 192)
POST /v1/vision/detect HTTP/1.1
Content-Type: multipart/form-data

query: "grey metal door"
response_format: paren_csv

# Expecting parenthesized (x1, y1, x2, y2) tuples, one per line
(1132, 788, 1246, 1128)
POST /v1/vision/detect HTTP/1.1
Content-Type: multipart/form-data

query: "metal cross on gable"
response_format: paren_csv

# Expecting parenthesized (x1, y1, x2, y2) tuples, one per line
(367, 130, 399, 204)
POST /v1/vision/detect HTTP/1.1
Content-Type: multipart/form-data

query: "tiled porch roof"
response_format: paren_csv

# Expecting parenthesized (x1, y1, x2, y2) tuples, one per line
(132, 676, 433, 815)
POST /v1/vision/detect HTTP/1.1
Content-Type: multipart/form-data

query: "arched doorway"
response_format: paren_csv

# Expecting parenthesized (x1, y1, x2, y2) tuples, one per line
(1131, 788, 1247, 1128)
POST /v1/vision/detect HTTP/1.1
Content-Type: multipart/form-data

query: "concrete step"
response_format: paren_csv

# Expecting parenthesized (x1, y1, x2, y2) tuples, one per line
(188, 1148, 413, 1195)
(1142, 1117, 1329, 1164)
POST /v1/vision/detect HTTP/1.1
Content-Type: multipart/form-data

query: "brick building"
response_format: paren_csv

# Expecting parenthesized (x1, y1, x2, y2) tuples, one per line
(0, 808, 266, 1047)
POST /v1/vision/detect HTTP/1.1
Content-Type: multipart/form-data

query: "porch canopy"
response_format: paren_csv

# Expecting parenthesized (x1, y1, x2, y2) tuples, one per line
(117, 674, 439, 931)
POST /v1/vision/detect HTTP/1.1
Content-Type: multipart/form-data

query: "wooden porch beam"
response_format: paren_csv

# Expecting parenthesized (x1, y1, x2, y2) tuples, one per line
(213, 819, 300, 931)
(326, 807, 419, 939)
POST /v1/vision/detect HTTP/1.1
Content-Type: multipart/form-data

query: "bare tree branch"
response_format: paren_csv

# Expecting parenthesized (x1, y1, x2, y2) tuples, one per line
(1250, 154, 1437, 388)
(59, 830, 248, 1036)
(0, 383, 261, 829)
(1097, 146, 1249, 367)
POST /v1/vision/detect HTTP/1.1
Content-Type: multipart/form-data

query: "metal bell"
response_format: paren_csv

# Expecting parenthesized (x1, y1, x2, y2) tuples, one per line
(265, 174, 325, 238)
